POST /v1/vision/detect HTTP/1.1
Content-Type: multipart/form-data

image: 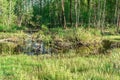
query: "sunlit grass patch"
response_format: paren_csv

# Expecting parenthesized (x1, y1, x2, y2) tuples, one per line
(0, 52, 119, 80)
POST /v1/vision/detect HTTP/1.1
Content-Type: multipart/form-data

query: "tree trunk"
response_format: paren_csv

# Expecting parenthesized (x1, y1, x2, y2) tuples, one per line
(70, 0, 72, 27)
(75, 0, 78, 28)
(101, 0, 106, 35)
(116, 10, 120, 33)
(61, 0, 67, 29)
(88, 0, 91, 28)
(97, 0, 102, 29)
(8, 0, 12, 27)
(116, 0, 120, 33)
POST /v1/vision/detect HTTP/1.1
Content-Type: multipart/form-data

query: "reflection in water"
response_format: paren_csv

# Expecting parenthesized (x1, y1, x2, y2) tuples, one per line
(24, 34, 50, 55)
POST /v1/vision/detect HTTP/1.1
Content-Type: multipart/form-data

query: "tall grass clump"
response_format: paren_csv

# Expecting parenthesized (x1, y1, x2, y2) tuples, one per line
(0, 51, 120, 80)
(0, 24, 9, 32)
(52, 28, 101, 43)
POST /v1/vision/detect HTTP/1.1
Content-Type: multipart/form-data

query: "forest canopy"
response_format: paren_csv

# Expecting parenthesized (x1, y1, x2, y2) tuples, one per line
(0, 0, 120, 31)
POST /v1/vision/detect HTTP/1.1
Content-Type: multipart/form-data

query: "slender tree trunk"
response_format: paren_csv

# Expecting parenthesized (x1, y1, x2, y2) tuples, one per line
(48, 1, 52, 27)
(8, 0, 12, 27)
(97, 0, 102, 29)
(116, 8, 120, 33)
(88, 0, 91, 28)
(101, 0, 106, 35)
(61, 0, 67, 29)
(115, 0, 120, 33)
(70, 0, 72, 27)
(40, 0, 42, 23)
(114, 0, 118, 25)
(93, 0, 97, 27)
(56, 0, 60, 27)
(18, 15, 23, 27)
(75, 0, 78, 28)
(78, 0, 80, 26)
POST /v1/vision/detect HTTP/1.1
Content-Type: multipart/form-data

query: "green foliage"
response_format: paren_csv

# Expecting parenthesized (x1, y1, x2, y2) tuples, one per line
(0, 24, 8, 31)
(41, 25, 49, 33)
(0, 24, 27, 32)
(11, 25, 27, 31)
(53, 28, 101, 43)
(0, 51, 119, 80)
(0, 0, 119, 30)
(0, 31, 27, 39)
(0, 42, 16, 55)
(33, 30, 52, 43)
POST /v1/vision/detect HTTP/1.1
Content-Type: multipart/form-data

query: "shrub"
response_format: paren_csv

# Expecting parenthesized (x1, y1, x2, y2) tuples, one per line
(41, 24, 49, 33)
(0, 24, 8, 32)
(63, 28, 101, 43)
(32, 30, 52, 43)
(0, 24, 27, 32)
(0, 42, 17, 55)
(11, 25, 27, 31)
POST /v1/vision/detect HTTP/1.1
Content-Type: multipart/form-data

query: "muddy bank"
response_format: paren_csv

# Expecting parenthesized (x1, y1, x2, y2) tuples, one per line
(0, 30, 120, 55)
(0, 36, 119, 56)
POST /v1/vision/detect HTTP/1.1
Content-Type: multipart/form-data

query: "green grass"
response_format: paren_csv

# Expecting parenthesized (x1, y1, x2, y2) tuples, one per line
(0, 31, 27, 39)
(0, 27, 120, 80)
(103, 35, 120, 40)
(0, 50, 120, 80)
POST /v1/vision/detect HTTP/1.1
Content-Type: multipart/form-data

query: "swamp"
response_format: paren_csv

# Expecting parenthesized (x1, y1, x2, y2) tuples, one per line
(0, 0, 120, 80)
